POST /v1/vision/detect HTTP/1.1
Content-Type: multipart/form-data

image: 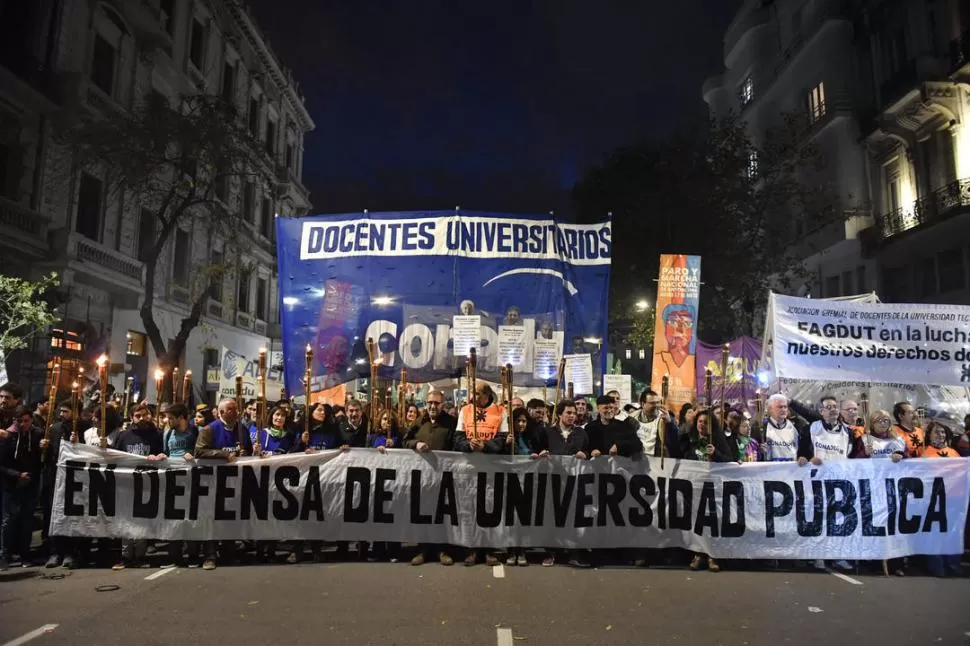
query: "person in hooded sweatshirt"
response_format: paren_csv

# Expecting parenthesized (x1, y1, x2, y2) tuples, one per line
(1, 407, 43, 569)
(110, 403, 164, 570)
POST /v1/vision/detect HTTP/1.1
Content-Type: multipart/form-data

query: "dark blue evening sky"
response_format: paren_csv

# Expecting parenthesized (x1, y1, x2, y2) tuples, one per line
(248, 0, 741, 217)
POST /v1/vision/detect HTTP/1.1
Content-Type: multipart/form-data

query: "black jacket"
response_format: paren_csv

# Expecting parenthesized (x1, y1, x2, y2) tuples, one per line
(585, 417, 642, 457)
(684, 416, 736, 463)
(336, 419, 367, 447)
(0, 425, 44, 487)
(543, 425, 589, 456)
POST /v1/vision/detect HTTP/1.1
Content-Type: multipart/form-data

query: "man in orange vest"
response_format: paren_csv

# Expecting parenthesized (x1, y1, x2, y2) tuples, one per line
(454, 382, 508, 567)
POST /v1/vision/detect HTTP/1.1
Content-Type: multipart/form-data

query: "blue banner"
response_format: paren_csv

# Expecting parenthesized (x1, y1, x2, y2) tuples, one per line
(276, 211, 612, 393)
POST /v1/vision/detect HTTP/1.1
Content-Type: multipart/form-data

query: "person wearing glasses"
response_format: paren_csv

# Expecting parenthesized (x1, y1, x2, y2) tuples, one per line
(859, 409, 906, 576)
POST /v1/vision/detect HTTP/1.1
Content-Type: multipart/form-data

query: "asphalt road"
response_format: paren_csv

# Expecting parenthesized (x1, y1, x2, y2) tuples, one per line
(1, 552, 968, 645)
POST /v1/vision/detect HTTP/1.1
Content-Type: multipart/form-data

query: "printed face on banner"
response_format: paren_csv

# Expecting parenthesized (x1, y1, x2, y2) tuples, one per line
(652, 255, 702, 410)
(277, 212, 612, 393)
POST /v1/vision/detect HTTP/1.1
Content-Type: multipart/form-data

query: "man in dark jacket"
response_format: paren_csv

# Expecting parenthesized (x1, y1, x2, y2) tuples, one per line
(336, 400, 368, 448)
(405, 390, 457, 566)
(42, 400, 75, 568)
(1, 407, 43, 569)
(586, 395, 642, 458)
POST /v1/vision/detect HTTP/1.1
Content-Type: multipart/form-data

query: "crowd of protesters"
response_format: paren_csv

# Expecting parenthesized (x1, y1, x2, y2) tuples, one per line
(0, 379, 967, 577)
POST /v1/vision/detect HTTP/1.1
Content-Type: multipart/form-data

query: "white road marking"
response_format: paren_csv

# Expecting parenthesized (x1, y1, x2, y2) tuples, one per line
(145, 567, 176, 581)
(825, 568, 863, 585)
(492, 564, 506, 579)
(2, 624, 59, 646)
(496, 627, 514, 646)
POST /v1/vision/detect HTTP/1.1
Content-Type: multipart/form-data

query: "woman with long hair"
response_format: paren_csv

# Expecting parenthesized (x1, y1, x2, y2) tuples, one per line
(684, 408, 733, 572)
(361, 409, 401, 562)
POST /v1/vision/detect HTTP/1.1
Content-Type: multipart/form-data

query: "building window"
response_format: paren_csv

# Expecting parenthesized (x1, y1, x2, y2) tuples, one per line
(738, 75, 754, 107)
(189, 18, 206, 70)
(265, 119, 276, 156)
(0, 142, 11, 199)
(882, 265, 912, 302)
(172, 228, 190, 286)
(248, 98, 260, 136)
(138, 209, 155, 261)
(638, 348, 645, 360)
(237, 270, 251, 312)
(76, 173, 102, 241)
(208, 249, 224, 301)
(260, 197, 273, 239)
(90, 34, 115, 96)
(221, 61, 235, 104)
(856, 265, 867, 293)
(242, 182, 255, 224)
(938, 247, 967, 292)
(808, 82, 826, 123)
(746, 150, 758, 179)
(624, 348, 631, 360)
(126, 331, 147, 357)
(256, 277, 268, 320)
(825, 275, 840, 297)
(841, 270, 853, 295)
(285, 142, 294, 171)
(204, 348, 219, 368)
(160, 0, 175, 35)
(214, 169, 228, 203)
(50, 329, 84, 352)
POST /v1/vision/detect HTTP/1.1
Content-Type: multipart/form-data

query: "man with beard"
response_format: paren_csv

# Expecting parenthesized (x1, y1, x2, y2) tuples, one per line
(633, 389, 681, 460)
(405, 390, 457, 566)
(334, 400, 368, 559)
(110, 403, 164, 570)
(892, 401, 925, 458)
(0, 382, 24, 436)
(574, 397, 591, 427)
(1, 407, 43, 569)
(526, 398, 548, 425)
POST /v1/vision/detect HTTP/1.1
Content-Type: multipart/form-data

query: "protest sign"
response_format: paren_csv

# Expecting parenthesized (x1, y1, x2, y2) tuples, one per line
(651, 255, 702, 411)
(770, 294, 970, 387)
(276, 212, 612, 393)
(52, 444, 968, 559)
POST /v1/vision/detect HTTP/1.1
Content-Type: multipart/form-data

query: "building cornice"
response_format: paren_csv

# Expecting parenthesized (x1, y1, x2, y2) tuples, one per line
(226, 2, 315, 132)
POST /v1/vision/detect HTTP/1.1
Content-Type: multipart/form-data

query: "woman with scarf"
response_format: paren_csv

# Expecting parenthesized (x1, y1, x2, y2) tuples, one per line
(737, 418, 760, 462)
(684, 408, 734, 572)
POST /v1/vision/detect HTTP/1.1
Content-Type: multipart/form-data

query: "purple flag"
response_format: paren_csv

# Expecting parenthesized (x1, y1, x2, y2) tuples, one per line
(694, 336, 763, 413)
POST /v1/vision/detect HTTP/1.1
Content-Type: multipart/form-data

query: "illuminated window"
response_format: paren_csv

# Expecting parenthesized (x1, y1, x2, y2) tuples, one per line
(50, 329, 84, 352)
(747, 150, 759, 179)
(625, 348, 631, 360)
(126, 331, 146, 357)
(739, 76, 754, 107)
(808, 82, 826, 122)
(638, 349, 645, 360)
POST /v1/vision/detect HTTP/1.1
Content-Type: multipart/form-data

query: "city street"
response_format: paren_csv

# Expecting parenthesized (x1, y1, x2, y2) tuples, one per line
(1, 552, 968, 646)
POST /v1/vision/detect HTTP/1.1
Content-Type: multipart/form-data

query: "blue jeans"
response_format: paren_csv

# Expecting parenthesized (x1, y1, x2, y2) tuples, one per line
(925, 554, 961, 576)
(2, 480, 40, 559)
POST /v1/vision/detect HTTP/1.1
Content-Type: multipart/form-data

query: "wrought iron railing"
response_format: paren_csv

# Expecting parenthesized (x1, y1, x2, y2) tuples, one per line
(877, 178, 970, 238)
(0, 197, 46, 237)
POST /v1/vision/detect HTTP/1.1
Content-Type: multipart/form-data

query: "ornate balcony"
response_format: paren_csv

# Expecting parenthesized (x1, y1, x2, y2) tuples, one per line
(877, 178, 970, 239)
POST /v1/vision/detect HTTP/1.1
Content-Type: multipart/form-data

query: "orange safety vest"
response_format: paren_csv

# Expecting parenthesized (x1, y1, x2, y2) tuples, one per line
(461, 403, 504, 440)
(894, 425, 925, 458)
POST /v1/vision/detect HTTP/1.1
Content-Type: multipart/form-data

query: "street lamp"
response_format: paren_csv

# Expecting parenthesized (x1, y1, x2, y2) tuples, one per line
(635, 299, 649, 312)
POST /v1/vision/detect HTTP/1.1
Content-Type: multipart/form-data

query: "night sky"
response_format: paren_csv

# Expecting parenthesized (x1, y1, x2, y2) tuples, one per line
(248, 0, 742, 218)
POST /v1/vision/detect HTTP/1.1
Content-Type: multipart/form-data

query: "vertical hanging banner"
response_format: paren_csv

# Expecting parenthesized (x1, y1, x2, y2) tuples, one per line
(276, 212, 612, 395)
(651, 254, 702, 411)
(695, 337, 763, 414)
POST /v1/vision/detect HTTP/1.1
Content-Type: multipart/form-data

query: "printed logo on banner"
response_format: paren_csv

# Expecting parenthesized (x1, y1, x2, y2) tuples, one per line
(277, 212, 612, 393)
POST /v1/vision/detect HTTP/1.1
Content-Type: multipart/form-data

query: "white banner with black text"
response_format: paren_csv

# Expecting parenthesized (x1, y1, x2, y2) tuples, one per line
(51, 444, 969, 559)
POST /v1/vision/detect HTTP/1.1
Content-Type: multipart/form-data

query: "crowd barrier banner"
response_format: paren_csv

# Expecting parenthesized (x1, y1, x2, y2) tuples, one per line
(275, 212, 612, 392)
(770, 293, 970, 387)
(51, 444, 969, 559)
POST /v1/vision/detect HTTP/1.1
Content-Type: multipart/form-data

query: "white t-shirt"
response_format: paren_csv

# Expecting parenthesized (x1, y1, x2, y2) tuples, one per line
(867, 434, 906, 459)
(635, 415, 661, 455)
(764, 419, 799, 462)
(809, 421, 852, 461)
